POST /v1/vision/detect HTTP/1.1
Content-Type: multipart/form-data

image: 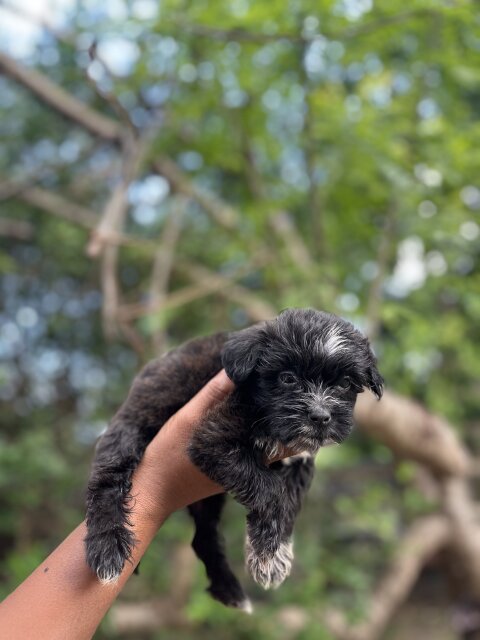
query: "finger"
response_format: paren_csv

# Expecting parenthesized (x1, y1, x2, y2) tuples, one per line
(141, 371, 231, 508)
(194, 369, 235, 411)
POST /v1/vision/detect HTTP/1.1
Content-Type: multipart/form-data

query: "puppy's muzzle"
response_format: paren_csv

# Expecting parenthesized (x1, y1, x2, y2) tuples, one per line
(308, 406, 331, 426)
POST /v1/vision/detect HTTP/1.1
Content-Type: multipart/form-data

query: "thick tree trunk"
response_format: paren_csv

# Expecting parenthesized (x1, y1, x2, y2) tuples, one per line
(325, 516, 452, 640)
(355, 391, 472, 477)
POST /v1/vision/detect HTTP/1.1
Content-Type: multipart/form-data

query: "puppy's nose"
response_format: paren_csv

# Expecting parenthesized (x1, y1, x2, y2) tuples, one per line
(309, 408, 331, 425)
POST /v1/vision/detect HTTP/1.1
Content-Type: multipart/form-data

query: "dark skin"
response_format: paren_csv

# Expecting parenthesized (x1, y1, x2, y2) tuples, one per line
(0, 371, 295, 640)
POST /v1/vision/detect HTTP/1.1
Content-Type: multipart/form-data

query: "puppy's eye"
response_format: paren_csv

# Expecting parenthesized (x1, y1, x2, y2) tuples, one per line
(337, 376, 351, 390)
(279, 372, 296, 386)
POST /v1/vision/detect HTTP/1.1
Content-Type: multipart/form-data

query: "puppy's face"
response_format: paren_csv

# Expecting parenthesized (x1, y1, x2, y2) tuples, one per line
(222, 308, 383, 455)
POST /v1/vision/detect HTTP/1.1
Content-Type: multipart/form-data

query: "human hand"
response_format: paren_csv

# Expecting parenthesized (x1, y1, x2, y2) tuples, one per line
(130, 369, 234, 526)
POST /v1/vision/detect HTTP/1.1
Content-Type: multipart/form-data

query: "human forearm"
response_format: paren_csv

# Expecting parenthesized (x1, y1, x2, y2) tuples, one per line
(0, 488, 167, 639)
(0, 372, 230, 640)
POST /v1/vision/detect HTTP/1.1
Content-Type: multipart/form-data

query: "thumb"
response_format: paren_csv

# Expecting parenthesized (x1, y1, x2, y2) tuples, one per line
(196, 370, 235, 409)
(181, 369, 234, 420)
(161, 370, 234, 438)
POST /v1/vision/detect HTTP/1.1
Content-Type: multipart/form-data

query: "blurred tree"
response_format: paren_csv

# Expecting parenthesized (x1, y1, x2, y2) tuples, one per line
(0, 1, 479, 638)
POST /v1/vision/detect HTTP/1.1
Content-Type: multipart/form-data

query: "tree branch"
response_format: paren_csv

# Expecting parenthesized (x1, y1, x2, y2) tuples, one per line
(441, 477, 480, 600)
(0, 217, 33, 240)
(241, 138, 315, 274)
(87, 134, 150, 343)
(8, 182, 162, 251)
(120, 255, 274, 322)
(153, 157, 238, 230)
(86, 42, 137, 135)
(163, 9, 441, 45)
(325, 516, 451, 640)
(365, 204, 396, 341)
(118, 279, 229, 322)
(148, 198, 186, 352)
(354, 391, 473, 477)
(179, 260, 276, 322)
(0, 51, 121, 142)
(87, 133, 147, 257)
(18, 185, 99, 228)
(299, 39, 324, 258)
(8, 182, 275, 324)
(268, 211, 314, 273)
(0, 1, 73, 45)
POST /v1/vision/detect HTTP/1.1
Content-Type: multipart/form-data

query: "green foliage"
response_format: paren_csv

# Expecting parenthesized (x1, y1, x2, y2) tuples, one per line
(0, 0, 479, 637)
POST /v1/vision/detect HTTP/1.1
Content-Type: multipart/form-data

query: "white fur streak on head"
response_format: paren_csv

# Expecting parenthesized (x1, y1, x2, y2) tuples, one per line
(322, 325, 349, 356)
(245, 535, 294, 590)
(98, 569, 121, 586)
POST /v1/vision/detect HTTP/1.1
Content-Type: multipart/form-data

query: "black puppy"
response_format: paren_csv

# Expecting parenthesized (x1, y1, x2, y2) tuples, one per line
(85, 308, 383, 611)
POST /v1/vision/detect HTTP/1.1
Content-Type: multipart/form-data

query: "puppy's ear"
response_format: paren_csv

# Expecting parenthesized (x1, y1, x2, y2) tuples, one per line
(222, 324, 265, 383)
(363, 341, 384, 400)
(366, 362, 384, 400)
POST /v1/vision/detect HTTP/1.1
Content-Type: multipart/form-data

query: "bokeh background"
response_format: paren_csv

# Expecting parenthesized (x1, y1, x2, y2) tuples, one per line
(1, 1, 479, 638)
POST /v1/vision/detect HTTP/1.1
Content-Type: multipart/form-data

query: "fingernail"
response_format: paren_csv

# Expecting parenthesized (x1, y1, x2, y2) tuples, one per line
(214, 369, 235, 391)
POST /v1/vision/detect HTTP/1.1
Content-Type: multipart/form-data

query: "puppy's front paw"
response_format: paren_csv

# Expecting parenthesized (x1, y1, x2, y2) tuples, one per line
(85, 527, 134, 585)
(245, 535, 293, 589)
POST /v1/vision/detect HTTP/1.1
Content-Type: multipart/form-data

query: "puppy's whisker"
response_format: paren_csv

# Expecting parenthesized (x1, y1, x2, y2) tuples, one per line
(250, 416, 270, 429)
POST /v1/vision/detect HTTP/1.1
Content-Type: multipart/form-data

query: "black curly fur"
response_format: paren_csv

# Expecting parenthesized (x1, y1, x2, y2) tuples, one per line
(85, 308, 383, 605)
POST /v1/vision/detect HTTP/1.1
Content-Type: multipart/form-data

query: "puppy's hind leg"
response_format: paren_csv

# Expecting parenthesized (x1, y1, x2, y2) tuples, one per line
(85, 420, 150, 584)
(188, 494, 252, 613)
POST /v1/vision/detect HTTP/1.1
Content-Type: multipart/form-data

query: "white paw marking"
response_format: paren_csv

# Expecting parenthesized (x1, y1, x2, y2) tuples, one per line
(282, 450, 313, 465)
(298, 450, 313, 461)
(98, 569, 121, 585)
(245, 536, 294, 590)
(238, 598, 254, 614)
